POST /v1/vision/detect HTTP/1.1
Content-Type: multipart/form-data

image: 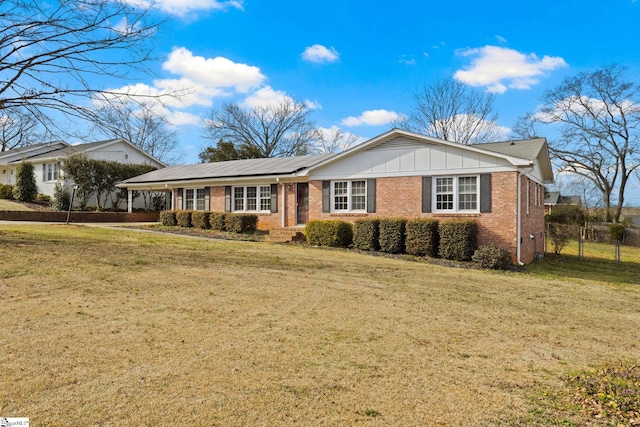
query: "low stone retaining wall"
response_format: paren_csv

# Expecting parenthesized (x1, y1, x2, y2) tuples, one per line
(0, 211, 159, 223)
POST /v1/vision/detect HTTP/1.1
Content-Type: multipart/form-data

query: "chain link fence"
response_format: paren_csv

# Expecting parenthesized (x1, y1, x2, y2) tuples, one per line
(545, 222, 639, 263)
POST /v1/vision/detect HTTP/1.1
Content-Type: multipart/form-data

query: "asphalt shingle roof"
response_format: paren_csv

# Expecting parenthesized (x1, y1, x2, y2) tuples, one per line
(471, 138, 547, 161)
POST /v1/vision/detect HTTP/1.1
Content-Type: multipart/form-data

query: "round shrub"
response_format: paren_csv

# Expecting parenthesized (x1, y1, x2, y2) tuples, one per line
(472, 245, 512, 269)
(0, 184, 15, 200)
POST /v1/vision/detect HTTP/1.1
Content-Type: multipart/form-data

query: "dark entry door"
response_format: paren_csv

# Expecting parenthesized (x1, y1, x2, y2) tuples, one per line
(296, 183, 309, 225)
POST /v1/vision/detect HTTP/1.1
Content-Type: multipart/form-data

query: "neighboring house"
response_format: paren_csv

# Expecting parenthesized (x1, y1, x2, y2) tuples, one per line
(544, 191, 582, 215)
(118, 129, 554, 264)
(0, 138, 165, 208)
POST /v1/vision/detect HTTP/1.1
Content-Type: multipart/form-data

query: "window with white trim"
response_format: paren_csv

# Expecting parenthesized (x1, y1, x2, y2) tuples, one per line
(434, 176, 478, 212)
(232, 185, 271, 212)
(332, 180, 367, 212)
(184, 188, 206, 210)
(45, 163, 60, 182)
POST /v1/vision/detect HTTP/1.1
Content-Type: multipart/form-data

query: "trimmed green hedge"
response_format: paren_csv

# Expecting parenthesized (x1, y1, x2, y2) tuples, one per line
(191, 211, 211, 229)
(175, 210, 193, 228)
(378, 218, 407, 254)
(353, 219, 380, 251)
(209, 212, 227, 231)
(159, 210, 177, 226)
(305, 220, 353, 248)
(438, 220, 478, 261)
(224, 213, 258, 233)
(405, 219, 439, 257)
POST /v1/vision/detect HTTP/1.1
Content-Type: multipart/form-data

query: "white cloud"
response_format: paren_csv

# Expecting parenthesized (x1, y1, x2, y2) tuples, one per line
(302, 44, 340, 63)
(123, 0, 244, 17)
(304, 99, 322, 110)
(163, 47, 264, 93)
(241, 86, 292, 109)
(454, 46, 567, 93)
(342, 109, 400, 127)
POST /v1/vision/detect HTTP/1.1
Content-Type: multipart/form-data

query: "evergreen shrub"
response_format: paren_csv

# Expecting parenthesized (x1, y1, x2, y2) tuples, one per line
(405, 219, 439, 257)
(305, 220, 353, 248)
(209, 212, 227, 231)
(175, 210, 193, 227)
(353, 218, 380, 251)
(378, 218, 407, 254)
(225, 213, 258, 233)
(191, 211, 211, 229)
(159, 210, 177, 226)
(472, 245, 512, 269)
(438, 220, 478, 261)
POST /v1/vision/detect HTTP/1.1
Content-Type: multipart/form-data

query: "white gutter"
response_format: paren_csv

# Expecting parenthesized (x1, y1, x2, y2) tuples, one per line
(516, 172, 524, 266)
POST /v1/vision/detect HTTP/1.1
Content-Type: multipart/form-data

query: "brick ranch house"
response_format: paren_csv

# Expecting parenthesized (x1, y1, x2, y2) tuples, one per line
(118, 129, 554, 264)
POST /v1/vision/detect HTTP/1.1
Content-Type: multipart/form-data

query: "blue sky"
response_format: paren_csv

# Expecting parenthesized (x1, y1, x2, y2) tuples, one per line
(104, 0, 640, 201)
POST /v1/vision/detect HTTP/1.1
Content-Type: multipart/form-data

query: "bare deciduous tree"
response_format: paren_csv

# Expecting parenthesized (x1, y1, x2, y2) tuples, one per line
(394, 78, 502, 144)
(521, 64, 640, 223)
(312, 127, 360, 154)
(90, 98, 180, 164)
(0, 107, 50, 151)
(203, 99, 318, 158)
(0, 0, 171, 138)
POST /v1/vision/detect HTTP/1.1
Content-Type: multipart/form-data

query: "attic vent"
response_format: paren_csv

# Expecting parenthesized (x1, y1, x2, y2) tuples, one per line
(366, 137, 434, 151)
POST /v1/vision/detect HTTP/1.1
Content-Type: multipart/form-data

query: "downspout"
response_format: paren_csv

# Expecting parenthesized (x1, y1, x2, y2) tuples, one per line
(516, 172, 524, 266)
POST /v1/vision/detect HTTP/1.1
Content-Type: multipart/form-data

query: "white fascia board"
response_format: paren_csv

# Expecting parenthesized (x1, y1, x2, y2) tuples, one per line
(117, 174, 307, 189)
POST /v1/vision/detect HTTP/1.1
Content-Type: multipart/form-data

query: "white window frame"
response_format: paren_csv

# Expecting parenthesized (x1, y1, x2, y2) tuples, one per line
(232, 185, 271, 212)
(433, 175, 479, 213)
(183, 188, 206, 211)
(331, 180, 367, 213)
(45, 162, 60, 182)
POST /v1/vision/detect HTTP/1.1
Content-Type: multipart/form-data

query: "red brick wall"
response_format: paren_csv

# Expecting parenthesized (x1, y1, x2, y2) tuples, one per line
(174, 185, 282, 231)
(0, 211, 159, 222)
(309, 172, 545, 264)
(519, 176, 546, 263)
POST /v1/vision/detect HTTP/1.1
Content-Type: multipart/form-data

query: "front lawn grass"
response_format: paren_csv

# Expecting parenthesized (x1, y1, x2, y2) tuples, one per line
(1, 224, 639, 426)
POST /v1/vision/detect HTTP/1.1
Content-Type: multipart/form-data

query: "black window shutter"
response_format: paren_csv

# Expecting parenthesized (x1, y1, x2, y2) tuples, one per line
(42, 164, 46, 181)
(177, 188, 183, 210)
(270, 183, 278, 213)
(366, 179, 376, 213)
(480, 174, 492, 213)
(322, 181, 330, 213)
(422, 177, 432, 213)
(224, 186, 231, 212)
(204, 187, 210, 211)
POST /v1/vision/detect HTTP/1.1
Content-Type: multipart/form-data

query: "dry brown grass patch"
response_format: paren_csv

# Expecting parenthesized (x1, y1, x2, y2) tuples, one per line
(1, 224, 639, 426)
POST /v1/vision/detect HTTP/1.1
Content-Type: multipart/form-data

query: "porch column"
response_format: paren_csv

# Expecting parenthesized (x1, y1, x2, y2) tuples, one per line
(281, 183, 286, 228)
(127, 190, 133, 213)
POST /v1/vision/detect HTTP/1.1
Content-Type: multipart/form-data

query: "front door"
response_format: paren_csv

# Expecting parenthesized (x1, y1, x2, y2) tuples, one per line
(296, 183, 309, 225)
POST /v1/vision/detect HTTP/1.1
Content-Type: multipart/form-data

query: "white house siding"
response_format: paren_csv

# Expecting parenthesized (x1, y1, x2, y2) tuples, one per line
(84, 141, 157, 165)
(310, 136, 513, 180)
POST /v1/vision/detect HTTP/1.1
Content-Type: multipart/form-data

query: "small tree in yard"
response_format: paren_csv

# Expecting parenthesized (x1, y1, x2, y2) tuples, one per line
(13, 161, 38, 202)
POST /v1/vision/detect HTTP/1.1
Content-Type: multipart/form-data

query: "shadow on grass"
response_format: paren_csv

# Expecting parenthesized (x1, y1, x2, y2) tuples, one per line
(526, 252, 640, 286)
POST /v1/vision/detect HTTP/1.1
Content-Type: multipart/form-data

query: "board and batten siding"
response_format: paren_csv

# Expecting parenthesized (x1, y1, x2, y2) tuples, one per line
(309, 136, 513, 180)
